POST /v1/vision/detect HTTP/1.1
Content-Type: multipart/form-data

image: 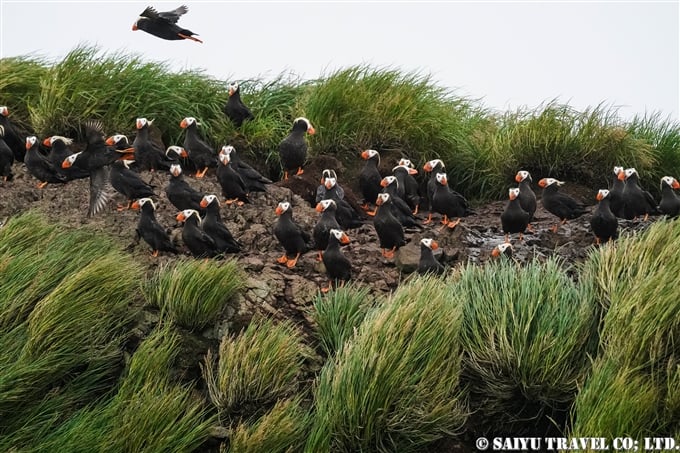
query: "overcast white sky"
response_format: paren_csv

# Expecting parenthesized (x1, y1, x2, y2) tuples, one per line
(1, 1, 678, 121)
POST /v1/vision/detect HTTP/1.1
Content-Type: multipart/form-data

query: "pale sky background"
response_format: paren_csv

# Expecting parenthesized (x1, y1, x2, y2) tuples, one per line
(1, 1, 678, 121)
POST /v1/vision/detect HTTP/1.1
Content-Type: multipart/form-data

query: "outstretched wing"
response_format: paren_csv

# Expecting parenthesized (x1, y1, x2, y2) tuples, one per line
(89, 165, 114, 217)
(158, 5, 188, 23)
(139, 6, 160, 19)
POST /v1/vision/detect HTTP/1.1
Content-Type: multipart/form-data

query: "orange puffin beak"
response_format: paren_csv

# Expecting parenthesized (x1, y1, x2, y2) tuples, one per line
(375, 196, 384, 206)
(430, 240, 439, 250)
(361, 150, 370, 159)
(180, 119, 188, 129)
(408, 168, 418, 175)
(380, 178, 389, 188)
(325, 180, 332, 189)
(491, 247, 501, 257)
(617, 171, 626, 181)
(515, 173, 523, 183)
(509, 191, 517, 201)
(228, 87, 235, 96)
(42, 137, 52, 147)
(596, 192, 604, 201)
(105, 136, 115, 146)
(136, 119, 144, 129)
(199, 199, 209, 208)
(62, 159, 72, 169)
(25, 141, 31, 150)
(315, 203, 324, 213)
(538, 178, 547, 188)
(340, 233, 350, 244)
(132, 23, 138, 31)
(176, 212, 186, 222)
(275, 206, 284, 215)
(673, 180, 680, 189)
(423, 162, 433, 172)
(307, 126, 316, 135)
(440, 176, 448, 185)
(131, 201, 141, 210)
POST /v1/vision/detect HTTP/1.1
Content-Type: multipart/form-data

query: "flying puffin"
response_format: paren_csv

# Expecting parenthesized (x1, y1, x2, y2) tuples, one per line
(273, 201, 311, 268)
(0, 106, 25, 162)
(316, 169, 344, 203)
(223, 82, 254, 127)
(609, 166, 626, 218)
(537, 178, 587, 232)
(132, 5, 203, 43)
(373, 193, 406, 259)
(216, 151, 249, 205)
(0, 126, 14, 181)
(278, 117, 315, 180)
(500, 187, 530, 243)
(417, 238, 445, 276)
(25, 136, 68, 188)
(165, 163, 205, 213)
(359, 149, 382, 212)
(392, 158, 420, 213)
(619, 168, 658, 220)
(218, 145, 271, 193)
(61, 121, 136, 217)
(110, 159, 156, 210)
(321, 229, 351, 293)
(180, 117, 217, 178)
(313, 199, 341, 261)
(514, 170, 537, 225)
(43, 135, 89, 181)
(176, 209, 218, 258)
(199, 194, 242, 254)
(127, 118, 173, 172)
(130, 198, 177, 257)
(589, 189, 618, 245)
(658, 176, 680, 217)
(429, 172, 473, 229)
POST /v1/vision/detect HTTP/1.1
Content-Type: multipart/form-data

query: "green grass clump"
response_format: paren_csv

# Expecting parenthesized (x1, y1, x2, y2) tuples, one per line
(456, 257, 599, 436)
(204, 317, 308, 422)
(306, 276, 468, 452)
(144, 258, 244, 331)
(309, 283, 376, 357)
(228, 397, 311, 453)
(0, 55, 49, 133)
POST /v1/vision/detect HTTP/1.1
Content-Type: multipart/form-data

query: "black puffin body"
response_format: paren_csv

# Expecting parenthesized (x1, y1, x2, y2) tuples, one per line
(393, 159, 421, 212)
(418, 238, 445, 276)
(379, 176, 421, 229)
(316, 169, 344, 203)
(538, 178, 587, 232)
(216, 152, 249, 204)
(359, 149, 382, 210)
(0, 106, 25, 162)
(313, 199, 341, 259)
(43, 136, 89, 181)
(131, 198, 177, 256)
(515, 170, 537, 223)
(176, 209, 218, 258)
(200, 195, 241, 254)
(180, 117, 216, 178)
(278, 117, 314, 179)
(430, 173, 472, 228)
(500, 188, 530, 242)
(373, 193, 406, 258)
(219, 145, 270, 193)
(165, 164, 205, 213)
(321, 229, 351, 293)
(609, 166, 626, 218)
(323, 177, 363, 229)
(130, 118, 173, 172)
(25, 136, 68, 188)
(423, 159, 446, 213)
(132, 5, 203, 43)
(0, 126, 14, 181)
(590, 189, 618, 245)
(619, 168, 658, 220)
(658, 176, 680, 217)
(223, 82, 254, 127)
(110, 160, 156, 209)
(273, 201, 311, 268)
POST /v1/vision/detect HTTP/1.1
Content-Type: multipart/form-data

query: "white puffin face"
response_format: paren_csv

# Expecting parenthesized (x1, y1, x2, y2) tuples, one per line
(624, 168, 637, 179)
(420, 238, 435, 249)
(228, 81, 239, 95)
(319, 199, 336, 211)
(540, 178, 563, 187)
(136, 118, 152, 129)
(219, 152, 230, 165)
(398, 158, 413, 168)
(496, 243, 513, 254)
(166, 146, 184, 158)
(376, 192, 390, 205)
(170, 164, 182, 176)
(508, 187, 520, 199)
(330, 228, 344, 240)
(203, 194, 218, 206)
(613, 166, 624, 175)
(64, 152, 81, 165)
(26, 136, 37, 147)
(220, 145, 235, 157)
(383, 175, 397, 186)
(277, 201, 290, 212)
(137, 197, 156, 210)
(435, 172, 447, 184)
(0, 106, 8, 116)
(324, 177, 337, 188)
(661, 176, 679, 188)
(181, 209, 200, 222)
(517, 170, 529, 181)
(49, 135, 74, 146)
(365, 149, 379, 159)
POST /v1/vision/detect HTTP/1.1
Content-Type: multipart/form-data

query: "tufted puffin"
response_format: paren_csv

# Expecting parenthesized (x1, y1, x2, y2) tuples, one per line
(165, 163, 205, 213)
(0, 106, 25, 162)
(322, 176, 363, 230)
(658, 176, 680, 217)
(373, 193, 406, 259)
(313, 199, 341, 261)
(273, 201, 311, 268)
(0, 126, 14, 181)
(429, 172, 473, 229)
(514, 170, 537, 225)
(500, 187, 530, 242)
(423, 158, 446, 215)
(619, 168, 658, 220)
(219, 145, 271, 193)
(176, 209, 218, 258)
(379, 176, 421, 229)
(132, 5, 203, 43)
(491, 242, 513, 258)
(537, 178, 587, 232)
(131, 198, 177, 256)
(110, 159, 156, 210)
(316, 169, 344, 203)
(359, 149, 382, 212)
(418, 238, 445, 276)
(223, 82, 254, 127)
(321, 229, 351, 293)
(43, 135, 89, 181)
(127, 118, 174, 172)
(393, 158, 421, 213)
(200, 194, 242, 254)
(180, 117, 217, 178)
(62, 120, 136, 217)
(278, 117, 315, 180)
(609, 166, 626, 218)
(216, 151, 249, 205)
(589, 189, 618, 245)
(105, 134, 130, 150)
(25, 136, 68, 188)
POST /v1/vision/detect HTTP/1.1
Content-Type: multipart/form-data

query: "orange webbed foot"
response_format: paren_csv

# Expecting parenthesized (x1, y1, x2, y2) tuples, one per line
(276, 254, 288, 264)
(295, 167, 304, 176)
